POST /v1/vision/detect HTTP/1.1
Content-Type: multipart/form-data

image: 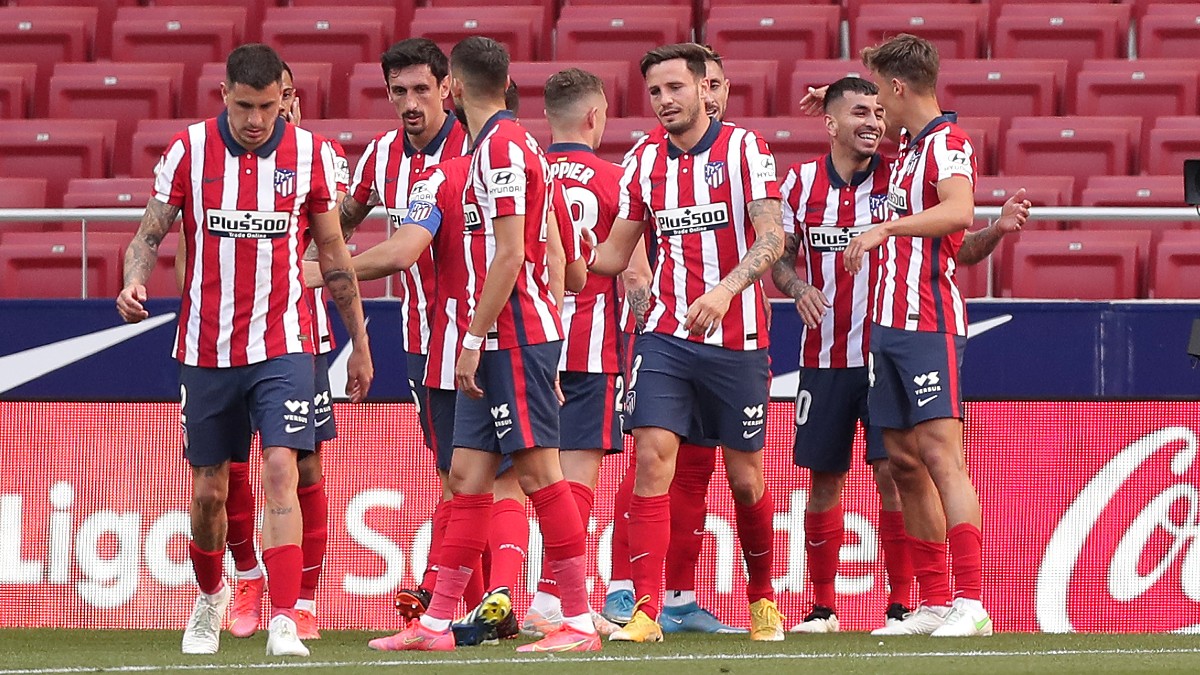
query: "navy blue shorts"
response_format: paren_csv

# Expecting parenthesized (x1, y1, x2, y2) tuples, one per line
(453, 342, 562, 455)
(314, 353, 336, 444)
(793, 367, 886, 473)
(180, 354, 315, 467)
(560, 371, 622, 453)
(620, 332, 719, 449)
(868, 324, 966, 429)
(624, 333, 769, 452)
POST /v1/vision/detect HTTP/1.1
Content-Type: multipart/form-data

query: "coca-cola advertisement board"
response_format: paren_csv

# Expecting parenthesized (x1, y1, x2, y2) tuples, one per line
(1, 401, 1197, 633)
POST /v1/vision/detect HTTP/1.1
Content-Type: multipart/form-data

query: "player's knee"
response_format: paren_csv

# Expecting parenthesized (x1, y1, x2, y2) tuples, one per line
(190, 483, 226, 514)
(808, 472, 844, 510)
(726, 472, 765, 505)
(260, 450, 299, 502)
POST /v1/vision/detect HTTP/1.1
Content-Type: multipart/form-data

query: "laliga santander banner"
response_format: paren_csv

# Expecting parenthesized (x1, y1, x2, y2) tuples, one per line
(1, 401, 1198, 633)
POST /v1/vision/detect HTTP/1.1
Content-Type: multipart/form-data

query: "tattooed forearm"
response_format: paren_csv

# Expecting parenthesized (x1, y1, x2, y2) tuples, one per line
(303, 240, 319, 262)
(627, 285, 651, 332)
(338, 195, 371, 241)
(269, 507, 294, 516)
(770, 232, 810, 300)
(124, 199, 180, 286)
(718, 199, 785, 295)
(957, 225, 1003, 266)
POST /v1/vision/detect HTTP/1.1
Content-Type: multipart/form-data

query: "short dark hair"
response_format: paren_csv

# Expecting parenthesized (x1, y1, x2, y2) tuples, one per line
(505, 78, 520, 116)
(823, 76, 879, 112)
(381, 38, 449, 83)
(281, 61, 293, 81)
(226, 43, 284, 90)
(700, 44, 723, 68)
(543, 68, 605, 119)
(639, 42, 707, 80)
(450, 36, 510, 97)
(861, 33, 939, 94)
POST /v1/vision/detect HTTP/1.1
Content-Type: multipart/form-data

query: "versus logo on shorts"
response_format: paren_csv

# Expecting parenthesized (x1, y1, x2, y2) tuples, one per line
(491, 403, 514, 439)
(807, 225, 872, 252)
(206, 209, 289, 239)
(283, 399, 310, 433)
(487, 168, 526, 198)
(655, 203, 730, 236)
(913, 371, 942, 408)
(742, 404, 765, 439)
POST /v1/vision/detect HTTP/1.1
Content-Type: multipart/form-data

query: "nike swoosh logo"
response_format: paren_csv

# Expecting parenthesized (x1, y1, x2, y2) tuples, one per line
(302, 565, 321, 573)
(203, 176, 221, 184)
(807, 540, 828, 547)
(496, 428, 512, 439)
(967, 314, 1012, 339)
(663, 615, 684, 625)
(629, 552, 650, 563)
(747, 550, 769, 557)
(917, 395, 938, 407)
(975, 617, 991, 631)
(692, 529, 705, 536)
(285, 424, 306, 433)
(0, 313, 177, 395)
(532, 639, 589, 652)
(403, 636, 427, 645)
(742, 429, 763, 439)
(315, 416, 331, 427)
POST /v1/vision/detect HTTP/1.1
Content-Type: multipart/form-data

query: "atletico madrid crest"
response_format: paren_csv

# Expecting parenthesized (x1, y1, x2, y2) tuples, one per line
(704, 161, 726, 189)
(274, 168, 296, 197)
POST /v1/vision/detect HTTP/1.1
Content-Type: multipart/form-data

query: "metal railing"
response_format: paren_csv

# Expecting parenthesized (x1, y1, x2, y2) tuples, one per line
(0, 206, 1197, 299)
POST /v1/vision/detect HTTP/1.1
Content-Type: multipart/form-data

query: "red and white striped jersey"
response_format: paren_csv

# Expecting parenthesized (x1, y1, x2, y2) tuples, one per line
(155, 113, 336, 368)
(547, 143, 624, 373)
(550, 178, 583, 267)
(781, 153, 890, 369)
(617, 120, 780, 351)
(463, 110, 562, 350)
(874, 114, 976, 336)
(310, 138, 350, 356)
(349, 113, 470, 354)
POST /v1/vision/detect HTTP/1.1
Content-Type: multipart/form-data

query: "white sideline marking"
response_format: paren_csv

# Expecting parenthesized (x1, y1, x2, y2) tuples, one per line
(2, 647, 1200, 674)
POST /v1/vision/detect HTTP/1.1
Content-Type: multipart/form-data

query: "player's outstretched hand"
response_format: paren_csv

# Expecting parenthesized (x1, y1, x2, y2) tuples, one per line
(456, 347, 484, 399)
(345, 342, 373, 403)
(116, 283, 149, 323)
(797, 86, 828, 117)
(684, 286, 734, 338)
(795, 285, 832, 330)
(996, 188, 1031, 234)
(843, 225, 888, 275)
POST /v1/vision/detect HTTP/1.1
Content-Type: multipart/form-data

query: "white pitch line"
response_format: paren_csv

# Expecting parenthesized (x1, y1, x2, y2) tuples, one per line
(3, 646, 1200, 675)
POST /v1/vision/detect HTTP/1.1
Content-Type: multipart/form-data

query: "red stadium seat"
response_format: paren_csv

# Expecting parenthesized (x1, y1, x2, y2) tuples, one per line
(0, 178, 49, 237)
(194, 62, 331, 120)
(1145, 116, 1200, 176)
(290, 0, 414, 39)
(851, 4, 988, 60)
(739, 118, 831, 172)
(992, 3, 1130, 75)
(9, 0, 137, 58)
(410, 7, 547, 62)
(1006, 229, 1151, 299)
(1138, 4, 1200, 59)
(128, 119, 203, 179)
(0, 231, 127, 299)
(262, 7, 394, 117)
(346, 63, 394, 120)
(0, 6, 97, 116)
(596, 117, 658, 165)
(111, 7, 246, 113)
(1003, 116, 1140, 200)
(975, 175, 1076, 296)
(937, 59, 1067, 128)
(847, 0, 975, 19)
(0, 63, 35, 119)
(1072, 60, 1200, 131)
(48, 63, 185, 177)
(149, 0, 268, 41)
(521, 117, 551, 149)
(788, 59, 870, 115)
(706, 5, 840, 65)
(303, 119, 398, 175)
(425, 1, 554, 46)
(720, 60, 777, 118)
(1078, 175, 1189, 245)
(955, 116, 1001, 176)
(1149, 230, 1200, 299)
(62, 178, 147, 237)
(0, 120, 116, 208)
(508, 61, 628, 118)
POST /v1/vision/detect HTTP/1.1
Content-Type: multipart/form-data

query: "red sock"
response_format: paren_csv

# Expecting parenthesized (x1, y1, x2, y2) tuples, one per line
(262, 544, 302, 616)
(948, 523, 983, 601)
(628, 493, 670, 619)
(487, 498, 529, 591)
(189, 541, 225, 596)
(878, 509, 913, 606)
(466, 559, 485, 606)
(422, 498, 451, 591)
(427, 493, 491, 620)
(735, 489, 776, 604)
(908, 534, 952, 607)
(804, 505, 843, 609)
(538, 482, 595, 597)
(297, 477, 327, 602)
(529, 481, 588, 616)
(610, 455, 635, 581)
(225, 462, 258, 573)
(665, 446, 714, 592)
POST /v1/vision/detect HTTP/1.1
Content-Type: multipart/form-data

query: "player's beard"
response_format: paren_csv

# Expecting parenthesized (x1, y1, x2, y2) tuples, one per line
(660, 100, 701, 136)
(453, 103, 468, 130)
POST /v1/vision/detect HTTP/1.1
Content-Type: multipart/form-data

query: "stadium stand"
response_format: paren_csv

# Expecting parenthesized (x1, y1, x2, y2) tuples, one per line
(788, 60, 870, 116)
(146, 0, 266, 41)
(594, 116, 657, 164)
(0, 63, 36, 119)
(426, 0, 553, 48)
(705, 5, 840, 64)
(0, 230, 128, 299)
(1006, 229, 1151, 300)
(1078, 174, 1189, 245)
(410, 6, 547, 62)
(720, 59, 776, 117)
(991, 3, 1129, 74)
(0, 119, 115, 208)
(744, 118, 841, 173)
(850, 3, 989, 60)
(508, 61, 627, 118)
(128, 119, 203, 179)
(1003, 116, 1141, 200)
(1149, 230, 1200, 299)
(345, 63, 395, 120)
(1137, 4, 1200, 59)
(193, 62, 331, 120)
(1145, 116, 1200, 177)
(975, 175, 1075, 297)
(0, 177, 49, 236)
(1072, 60, 1200, 138)
(291, 0, 414, 39)
(937, 59, 1067, 129)
(0, 6, 97, 117)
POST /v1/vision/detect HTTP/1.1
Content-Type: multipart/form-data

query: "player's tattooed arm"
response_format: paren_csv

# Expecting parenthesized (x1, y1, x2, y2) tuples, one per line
(622, 238, 653, 332)
(717, 198, 785, 296)
(312, 207, 373, 402)
(124, 198, 179, 286)
(770, 232, 809, 300)
(338, 193, 372, 242)
(957, 188, 1030, 266)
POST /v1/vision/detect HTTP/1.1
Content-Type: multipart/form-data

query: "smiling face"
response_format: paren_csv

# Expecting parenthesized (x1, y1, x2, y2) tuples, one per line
(387, 63, 449, 139)
(827, 91, 886, 160)
(645, 58, 708, 136)
(222, 81, 282, 150)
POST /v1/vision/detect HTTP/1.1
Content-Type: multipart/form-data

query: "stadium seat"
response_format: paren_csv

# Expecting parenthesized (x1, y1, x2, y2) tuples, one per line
(0, 63, 35, 118)
(10, 0, 137, 58)
(48, 63, 185, 177)
(739, 118, 831, 172)
(1145, 116, 1200, 176)
(1003, 116, 1140, 200)
(937, 59, 1067, 128)
(303, 119, 399, 174)
(788, 59, 870, 115)
(346, 63, 394, 120)
(0, 120, 116, 208)
(976, 174, 1076, 296)
(720, 60, 777, 118)
(342, 229, 391, 298)
(0, 178, 49, 235)
(992, 3, 1130, 75)
(846, 0, 975, 19)
(705, 5, 840, 65)
(62, 178, 147, 238)
(0, 231, 128, 299)
(111, 7, 246, 112)
(595, 117, 658, 165)
(425, 0, 554, 45)
(1138, 4, 1200, 59)
(1149, 230, 1200, 299)
(410, 7, 547, 62)
(149, 0, 268, 41)
(261, 7, 394, 117)
(194, 62, 331, 120)
(128, 119, 203, 179)
(508, 61, 628, 118)
(521, 117, 552, 149)
(1005, 229, 1151, 299)
(1072, 60, 1200, 130)
(955, 115, 1001, 176)
(0, 6, 97, 116)
(851, 4, 988, 60)
(290, 0, 414, 39)
(1078, 175, 1189, 245)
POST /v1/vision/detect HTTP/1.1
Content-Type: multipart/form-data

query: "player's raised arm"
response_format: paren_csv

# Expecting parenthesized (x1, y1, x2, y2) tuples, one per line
(117, 197, 180, 323)
(957, 188, 1030, 265)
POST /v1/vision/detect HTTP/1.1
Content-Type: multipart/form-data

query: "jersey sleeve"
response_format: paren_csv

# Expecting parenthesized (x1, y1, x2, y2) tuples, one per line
(479, 137, 529, 219)
(328, 139, 350, 194)
(616, 149, 648, 222)
(933, 130, 977, 185)
(307, 138, 337, 214)
(152, 131, 190, 206)
(552, 180, 581, 264)
(741, 130, 781, 202)
(779, 164, 802, 235)
(349, 137, 379, 206)
(401, 168, 445, 237)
